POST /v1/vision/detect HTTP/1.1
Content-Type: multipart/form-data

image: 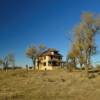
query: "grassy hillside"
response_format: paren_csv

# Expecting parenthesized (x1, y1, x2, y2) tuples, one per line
(0, 69, 100, 100)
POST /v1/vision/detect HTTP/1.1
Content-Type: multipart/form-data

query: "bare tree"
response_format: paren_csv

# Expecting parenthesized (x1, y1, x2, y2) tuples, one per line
(8, 53, 15, 69)
(26, 45, 37, 70)
(38, 44, 47, 54)
(67, 12, 100, 76)
(26, 44, 47, 70)
(0, 59, 3, 70)
(2, 53, 15, 70)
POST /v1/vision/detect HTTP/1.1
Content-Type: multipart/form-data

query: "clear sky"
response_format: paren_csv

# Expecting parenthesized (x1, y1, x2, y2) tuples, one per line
(0, 0, 100, 66)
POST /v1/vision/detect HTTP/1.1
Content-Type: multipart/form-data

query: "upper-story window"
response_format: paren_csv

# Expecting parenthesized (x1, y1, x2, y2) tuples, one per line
(51, 52, 54, 55)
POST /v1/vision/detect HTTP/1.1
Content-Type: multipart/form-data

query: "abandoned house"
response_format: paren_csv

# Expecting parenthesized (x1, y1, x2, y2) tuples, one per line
(36, 48, 62, 70)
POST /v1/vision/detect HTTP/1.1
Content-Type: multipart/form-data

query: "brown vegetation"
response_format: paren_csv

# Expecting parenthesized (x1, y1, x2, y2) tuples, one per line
(0, 69, 100, 100)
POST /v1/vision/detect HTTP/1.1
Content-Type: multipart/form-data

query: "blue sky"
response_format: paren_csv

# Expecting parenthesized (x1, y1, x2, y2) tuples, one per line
(0, 0, 100, 66)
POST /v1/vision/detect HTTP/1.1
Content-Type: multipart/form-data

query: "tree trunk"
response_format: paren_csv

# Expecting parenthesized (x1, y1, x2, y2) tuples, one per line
(85, 52, 89, 77)
(80, 63, 83, 71)
(85, 64, 89, 77)
(32, 58, 35, 70)
(37, 61, 40, 70)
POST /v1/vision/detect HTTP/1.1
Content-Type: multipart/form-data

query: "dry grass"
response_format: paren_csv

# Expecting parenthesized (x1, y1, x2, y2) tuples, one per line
(0, 69, 100, 100)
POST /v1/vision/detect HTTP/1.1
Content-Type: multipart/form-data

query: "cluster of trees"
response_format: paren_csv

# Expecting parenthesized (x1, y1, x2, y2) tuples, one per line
(26, 44, 47, 69)
(0, 44, 47, 71)
(0, 53, 15, 70)
(67, 12, 100, 75)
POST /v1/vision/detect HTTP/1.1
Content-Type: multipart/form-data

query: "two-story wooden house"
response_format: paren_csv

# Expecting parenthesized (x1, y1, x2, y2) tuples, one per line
(36, 48, 62, 70)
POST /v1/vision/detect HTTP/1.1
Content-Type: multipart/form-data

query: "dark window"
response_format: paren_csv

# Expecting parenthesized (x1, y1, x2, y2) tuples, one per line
(48, 61, 51, 66)
(51, 56, 53, 59)
(43, 62, 46, 66)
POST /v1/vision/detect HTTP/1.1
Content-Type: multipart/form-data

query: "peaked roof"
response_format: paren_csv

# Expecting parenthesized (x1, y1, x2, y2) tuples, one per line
(39, 48, 62, 57)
